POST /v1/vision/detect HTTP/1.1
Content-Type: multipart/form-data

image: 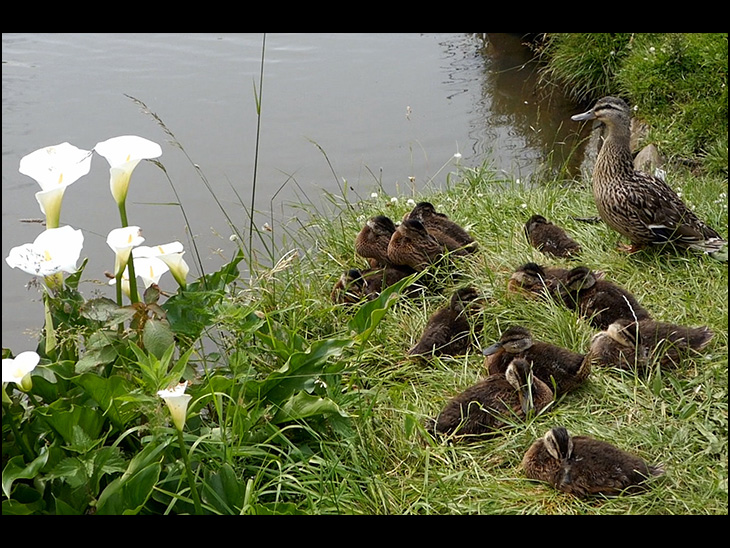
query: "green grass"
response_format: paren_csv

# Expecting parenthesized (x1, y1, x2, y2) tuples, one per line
(231, 161, 727, 514)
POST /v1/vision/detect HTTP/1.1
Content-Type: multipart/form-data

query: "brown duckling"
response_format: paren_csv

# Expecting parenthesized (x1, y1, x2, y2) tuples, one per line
(482, 325, 588, 396)
(585, 317, 714, 371)
(572, 96, 727, 261)
(429, 357, 553, 440)
(524, 214, 582, 259)
(556, 265, 651, 330)
(331, 268, 367, 304)
(522, 426, 665, 497)
(355, 215, 397, 267)
(507, 262, 571, 300)
(387, 218, 444, 271)
(404, 201, 477, 255)
(331, 264, 418, 304)
(408, 286, 483, 359)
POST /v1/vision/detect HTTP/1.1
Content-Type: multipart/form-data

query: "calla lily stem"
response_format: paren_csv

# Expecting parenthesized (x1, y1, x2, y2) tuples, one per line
(177, 429, 203, 514)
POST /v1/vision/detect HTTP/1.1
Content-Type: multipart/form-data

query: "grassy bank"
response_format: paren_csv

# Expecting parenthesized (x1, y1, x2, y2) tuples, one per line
(247, 162, 727, 514)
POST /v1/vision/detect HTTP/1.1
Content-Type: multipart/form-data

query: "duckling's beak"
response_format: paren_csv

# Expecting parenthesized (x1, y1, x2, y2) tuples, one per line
(518, 386, 534, 416)
(481, 342, 502, 356)
(571, 109, 596, 122)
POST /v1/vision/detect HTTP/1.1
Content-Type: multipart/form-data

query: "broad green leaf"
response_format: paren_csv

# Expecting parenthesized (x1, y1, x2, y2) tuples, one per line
(271, 391, 348, 424)
(73, 373, 139, 431)
(2, 452, 49, 498)
(95, 463, 162, 515)
(202, 463, 244, 514)
(142, 318, 175, 359)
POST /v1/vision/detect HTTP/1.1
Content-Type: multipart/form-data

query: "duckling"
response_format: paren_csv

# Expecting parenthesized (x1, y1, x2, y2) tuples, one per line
(482, 325, 588, 396)
(331, 268, 367, 304)
(387, 218, 444, 271)
(429, 357, 553, 440)
(408, 286, 483, 359)
(507, 262, 570, 300)
(524, 214, 582, 259)
(556, 266, 651, 330)
(405, 201, 477, 255)
(522, 426, 665, 497)
(572, 96, 727, 261)
(355, 215, 397, 267)
(585, 317, 714, 371)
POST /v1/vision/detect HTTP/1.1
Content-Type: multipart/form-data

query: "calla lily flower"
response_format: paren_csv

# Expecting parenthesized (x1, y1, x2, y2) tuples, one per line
(157, 381, 192, 431)
(130, 250, 170, 289)
(106, 226, 144, 277)
(2, 351, 41, 392)
(5, 225, 84, 278)
(136, 242, 189, 288)
(94, 135, 162, 207)
(19, 143, 92, 228)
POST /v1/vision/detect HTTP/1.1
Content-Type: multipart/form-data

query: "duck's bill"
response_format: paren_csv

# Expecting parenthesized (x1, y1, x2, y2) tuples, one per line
(481, 342, 502, 356)
(571, 110, 596, 122)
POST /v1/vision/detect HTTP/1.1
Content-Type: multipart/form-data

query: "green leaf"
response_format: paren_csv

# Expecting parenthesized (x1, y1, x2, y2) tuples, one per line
(142, 318, 175, 359)
(244, 337, 353, 404)
(73, 373, 139, 431)
(36, 402, 106, 445)
(2, 452, 49, 498)
(202, 463, 244, 514)
(95, 462, 162, 515)
(271, 391, 348, 424)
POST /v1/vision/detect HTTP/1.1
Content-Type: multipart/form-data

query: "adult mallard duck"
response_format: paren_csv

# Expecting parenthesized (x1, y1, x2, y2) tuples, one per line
(556, 266, 652, 330)
(355, 215, 397, 267)
(482, 326, 588, 396)
(522, 426, 665, 497)
(429, 357, 553, 440)
(571, 96, 727, 261)
(404, 201, 478, 255)
(524, 214, 582, 259)
(585, 317, 714, 371)
(408, 286, 484, 359)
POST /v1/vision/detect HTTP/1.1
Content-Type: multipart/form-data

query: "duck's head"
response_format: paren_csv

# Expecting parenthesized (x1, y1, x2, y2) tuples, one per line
(482, 325, 534, 356)
(510, 262, 547, 285)
(565, 266, 597, 292)
(543, 426, 574, 461)
(450, 286, 482, 312)
(525, 214, 549, 234)
(505, 357, 538, 415)
(366, 215, 396, 236)
(571, 96, 631, 127)
(605, 318, 641, 348)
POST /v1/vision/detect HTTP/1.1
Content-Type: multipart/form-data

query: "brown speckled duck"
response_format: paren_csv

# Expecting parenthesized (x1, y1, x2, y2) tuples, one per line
(556, 266, 651, 330)
(585, 317, 714, 371)
(572, 96, 727, 261)
(355, 215, 397, 267)
(429, 357, 553, 440)
(524, 214, 582, 259)
(522, 426, 665, 497)
(387, 218, 444, 271)
(331, 268, 367, 304)
(482, 325, 588, 396)
(408, 286, 483, 359)
(404, 201, 477, 255)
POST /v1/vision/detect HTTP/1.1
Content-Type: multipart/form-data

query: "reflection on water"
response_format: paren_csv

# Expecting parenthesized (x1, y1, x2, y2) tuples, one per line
(2, 33, 582, 347)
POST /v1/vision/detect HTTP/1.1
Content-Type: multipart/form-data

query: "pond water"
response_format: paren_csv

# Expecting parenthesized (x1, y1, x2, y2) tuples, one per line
(2, 33, 584, 349)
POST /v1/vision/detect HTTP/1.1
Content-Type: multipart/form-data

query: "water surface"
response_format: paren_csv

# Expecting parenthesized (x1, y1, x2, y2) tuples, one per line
(2, 33, 583, 348)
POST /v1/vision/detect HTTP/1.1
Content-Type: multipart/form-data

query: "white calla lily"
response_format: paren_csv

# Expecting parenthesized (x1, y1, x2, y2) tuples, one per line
(157, 381, 192, 431)
(94, 135, 162, 207)
(136, 242, 189, 288)
(2, 351, 41, 392)
(19, 142, 92, 228)
(5, 225, 84, 278)
(106, 226, 144, 277)
(130, 250, 170, 289)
